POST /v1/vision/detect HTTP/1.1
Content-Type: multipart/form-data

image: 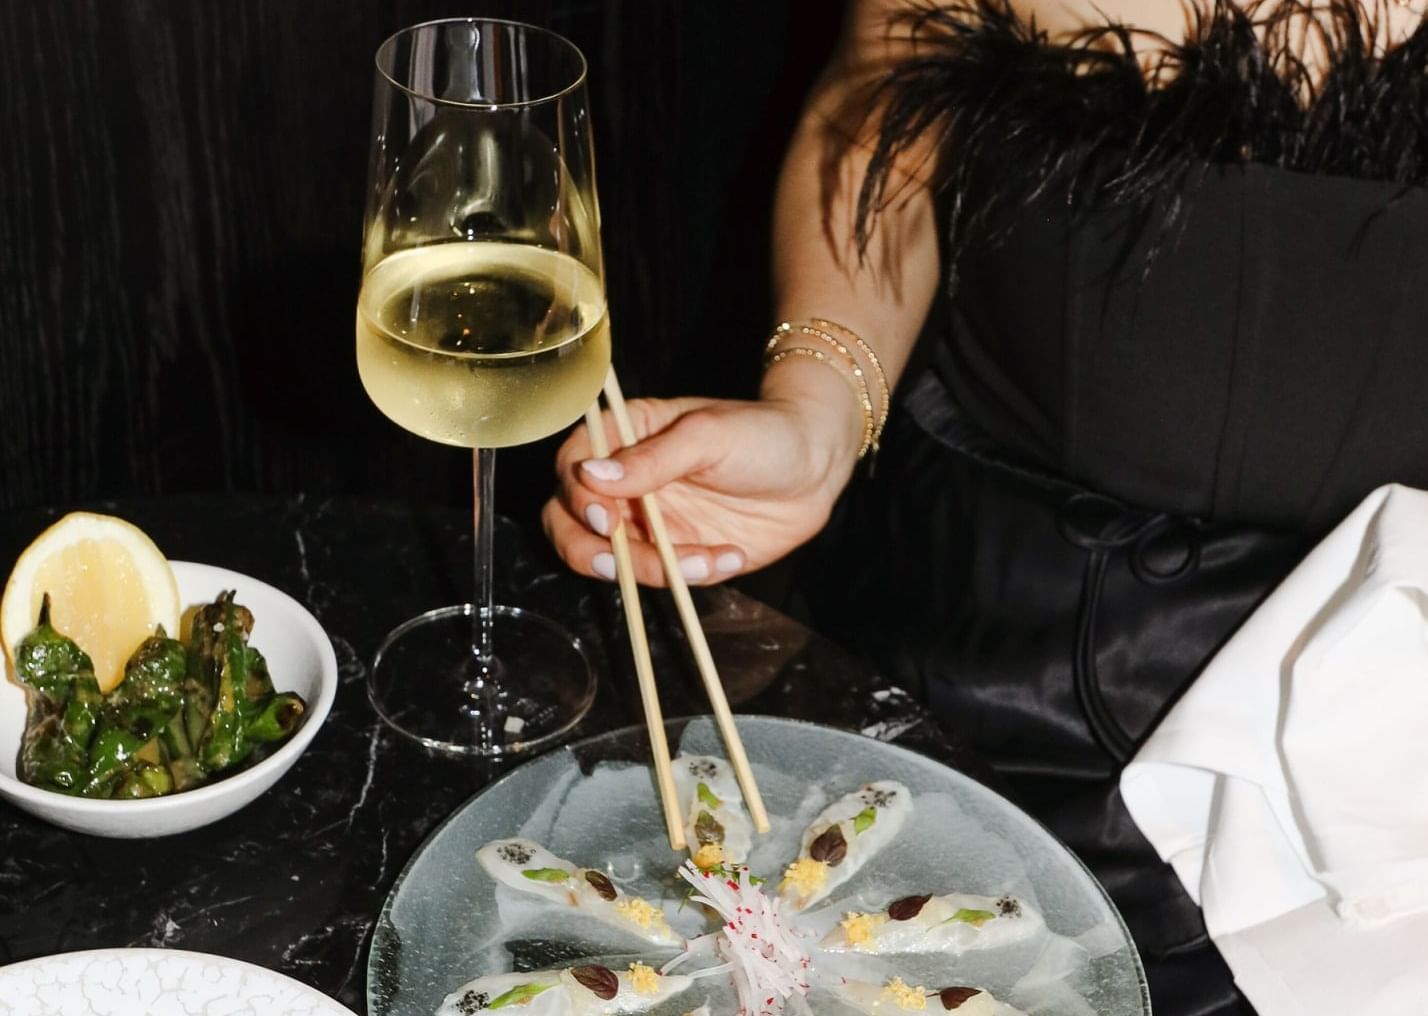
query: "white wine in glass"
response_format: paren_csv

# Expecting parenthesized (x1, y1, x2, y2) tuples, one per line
(357, 242, 611, 449)
(359, 18, 606, 756)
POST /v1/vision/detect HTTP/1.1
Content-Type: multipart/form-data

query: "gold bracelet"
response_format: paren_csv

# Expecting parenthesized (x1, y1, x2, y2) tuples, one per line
(765, 320, 887, 459)
(762, 345, 876, 459)
(809, 317, 890, 442)
(766, 324, 877, 458)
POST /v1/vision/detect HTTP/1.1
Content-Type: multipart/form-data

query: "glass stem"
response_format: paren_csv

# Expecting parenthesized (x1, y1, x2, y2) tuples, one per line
(471, 447, 497, 683)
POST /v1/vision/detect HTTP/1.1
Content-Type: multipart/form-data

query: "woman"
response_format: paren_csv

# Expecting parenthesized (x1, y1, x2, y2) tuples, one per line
(545, 2, 1428, 1012)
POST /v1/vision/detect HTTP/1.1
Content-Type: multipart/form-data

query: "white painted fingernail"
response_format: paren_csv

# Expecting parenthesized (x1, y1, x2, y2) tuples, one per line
(679, 556, 710, 581)
(581, 458, 625, 482)
(592, 552, 616, 580)
(715, 551, 745, 574)
(584, 503, 610, 536)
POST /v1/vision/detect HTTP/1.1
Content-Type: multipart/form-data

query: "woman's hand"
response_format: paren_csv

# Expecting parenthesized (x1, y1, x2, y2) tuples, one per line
(543, 383, 863, 587)
(543, 0, 945, 588)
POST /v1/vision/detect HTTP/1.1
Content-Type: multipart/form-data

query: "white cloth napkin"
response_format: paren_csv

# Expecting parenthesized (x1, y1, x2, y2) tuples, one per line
(1121, 483, 1428, 1016)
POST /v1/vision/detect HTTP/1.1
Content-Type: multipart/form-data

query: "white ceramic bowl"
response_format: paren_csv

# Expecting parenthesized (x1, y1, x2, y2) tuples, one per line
(0, 560, 338, 837)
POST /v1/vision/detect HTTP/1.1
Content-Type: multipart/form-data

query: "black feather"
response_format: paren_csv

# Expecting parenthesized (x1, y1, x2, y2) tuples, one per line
(855, 0, 1428, 286)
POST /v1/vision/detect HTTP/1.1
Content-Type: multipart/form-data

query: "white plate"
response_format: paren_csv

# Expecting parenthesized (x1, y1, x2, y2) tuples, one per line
(0, 561, 338, 837)
(0, 948, 358, 1016)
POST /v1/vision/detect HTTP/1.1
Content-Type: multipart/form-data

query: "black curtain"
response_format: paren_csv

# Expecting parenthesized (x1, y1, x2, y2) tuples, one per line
(0, 0, 842, 525)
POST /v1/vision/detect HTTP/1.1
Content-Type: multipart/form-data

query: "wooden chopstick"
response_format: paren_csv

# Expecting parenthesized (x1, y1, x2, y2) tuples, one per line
(585, 403, 687, 851)
(600, 368, 772, 835)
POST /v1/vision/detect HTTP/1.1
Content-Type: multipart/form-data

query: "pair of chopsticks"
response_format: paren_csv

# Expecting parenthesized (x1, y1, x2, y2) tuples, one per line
(585, 367, 771, 851)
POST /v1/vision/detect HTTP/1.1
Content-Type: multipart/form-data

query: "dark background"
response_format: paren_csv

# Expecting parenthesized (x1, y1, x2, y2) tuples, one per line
(0, 0, 845, 524)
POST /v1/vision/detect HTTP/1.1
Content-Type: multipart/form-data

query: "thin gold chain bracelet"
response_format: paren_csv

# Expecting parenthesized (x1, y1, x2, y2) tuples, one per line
(765, 319, 887, 460)
(766, 324, 877, 456)
(762, 343, 876, 460)
(809, 317, 890, 440)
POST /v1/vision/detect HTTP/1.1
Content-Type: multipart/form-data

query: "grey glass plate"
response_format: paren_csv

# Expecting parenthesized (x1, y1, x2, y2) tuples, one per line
(368, 716, 1150, 1016)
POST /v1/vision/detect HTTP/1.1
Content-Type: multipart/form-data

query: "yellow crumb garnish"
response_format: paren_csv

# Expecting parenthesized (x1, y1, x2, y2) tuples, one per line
(692, 842, 725, 871)
(882, 976, 929, 1010)
(780, 856, 828, 897)
(628, 962, 660, 995)
(839, 911, 885, 948)
(614, 897, 667, 930)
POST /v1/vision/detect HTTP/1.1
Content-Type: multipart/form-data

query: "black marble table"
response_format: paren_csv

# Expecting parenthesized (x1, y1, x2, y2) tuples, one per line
(0, 494, 986, 1013)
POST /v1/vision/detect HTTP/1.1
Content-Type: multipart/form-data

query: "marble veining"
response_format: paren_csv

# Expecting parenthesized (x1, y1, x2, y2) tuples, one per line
(0, 495, 979, 1013)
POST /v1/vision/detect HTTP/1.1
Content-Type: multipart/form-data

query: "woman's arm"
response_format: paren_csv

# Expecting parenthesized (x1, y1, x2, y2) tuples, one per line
(765, 0, 941, 467)
(543, 0, 941, 585)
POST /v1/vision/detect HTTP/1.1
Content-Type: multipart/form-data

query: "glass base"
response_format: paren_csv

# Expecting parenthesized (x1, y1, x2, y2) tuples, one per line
(367, 604, 596, 757)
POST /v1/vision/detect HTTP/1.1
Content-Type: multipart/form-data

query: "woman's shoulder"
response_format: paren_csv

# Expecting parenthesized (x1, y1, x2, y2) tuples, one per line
(997, 0, 1186, 46)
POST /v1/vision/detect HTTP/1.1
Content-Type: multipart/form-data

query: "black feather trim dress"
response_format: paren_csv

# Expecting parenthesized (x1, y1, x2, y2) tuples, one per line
(801, 4, 1428, 1014)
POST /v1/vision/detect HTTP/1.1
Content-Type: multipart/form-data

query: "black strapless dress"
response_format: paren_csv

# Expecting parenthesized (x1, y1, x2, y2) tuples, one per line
(799, 4, 1428, 1014)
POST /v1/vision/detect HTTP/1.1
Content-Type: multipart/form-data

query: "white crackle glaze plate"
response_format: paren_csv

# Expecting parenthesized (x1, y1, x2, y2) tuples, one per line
(0, 948, 359, 1016)
(369, 715, 1151, 1016)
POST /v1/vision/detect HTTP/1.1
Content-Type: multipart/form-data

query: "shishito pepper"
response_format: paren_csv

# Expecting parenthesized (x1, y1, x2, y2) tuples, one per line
(14, 595, 96, 703)
(15, 597, 102, 792)
(14, 589, 306, 799)
(244, 692, 306, 743)
(86, 627, 187, 797)
(159, 710, 207, 791)
(79, 726, 151, 797)
(19, 713, 89, 793)
(197, 595, 257, 770)
(106, 632, 187, 737)
(114, 761, 175, 799)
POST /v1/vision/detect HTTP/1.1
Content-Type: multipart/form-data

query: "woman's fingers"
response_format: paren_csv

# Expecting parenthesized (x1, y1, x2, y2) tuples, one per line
(555, 463, 625, 543)
(577, 409, 729, 500)
(557, 407, 731, 538)
(555, 397, 708, 475)
(541, 499, 746, 587)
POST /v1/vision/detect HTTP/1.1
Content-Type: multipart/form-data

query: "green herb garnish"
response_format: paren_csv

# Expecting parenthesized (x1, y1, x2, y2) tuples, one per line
(943, 907, 997, 927)
(521, 868, 570, 883)
(853, 807, 877, 834)
(696, 781, 722, 810)
(488, 983, 553, 1009)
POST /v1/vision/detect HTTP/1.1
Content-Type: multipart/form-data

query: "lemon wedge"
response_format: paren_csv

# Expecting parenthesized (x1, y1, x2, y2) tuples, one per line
(1, 512, 180, 693)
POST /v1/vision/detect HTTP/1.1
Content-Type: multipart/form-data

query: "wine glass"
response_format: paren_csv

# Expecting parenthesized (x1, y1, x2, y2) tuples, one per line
(358, 18, 604, 755)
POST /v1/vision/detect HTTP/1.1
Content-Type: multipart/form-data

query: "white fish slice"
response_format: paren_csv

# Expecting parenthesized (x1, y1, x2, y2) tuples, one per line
(478, 838, 682, 947)
(435, 964, 694, 1016)
(780, 781, 910, 910)
(672, 755, 754, 865)
(833, 978, 1028, 1015)
(819, 891, 1044, 953)
(435, 971, 566, 1016)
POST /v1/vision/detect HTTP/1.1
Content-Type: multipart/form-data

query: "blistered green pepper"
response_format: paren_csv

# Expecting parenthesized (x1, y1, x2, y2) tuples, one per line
(107, 632, 187, 736)
(114, 762, 174, 799)
(18, 589, 306, 799)
(60, 676, 103, 750)
(199, 596, 257, 770)
(79, 726, 150, 797)
(19, 714, 88, 793)
(159, 710, 207, 791)
(244, 691, 305, 743)
(241, 644, 275, 706)
(13, 595, 96, 703)
(184, 593, 242, 745)
(181, 656, 215, 752)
